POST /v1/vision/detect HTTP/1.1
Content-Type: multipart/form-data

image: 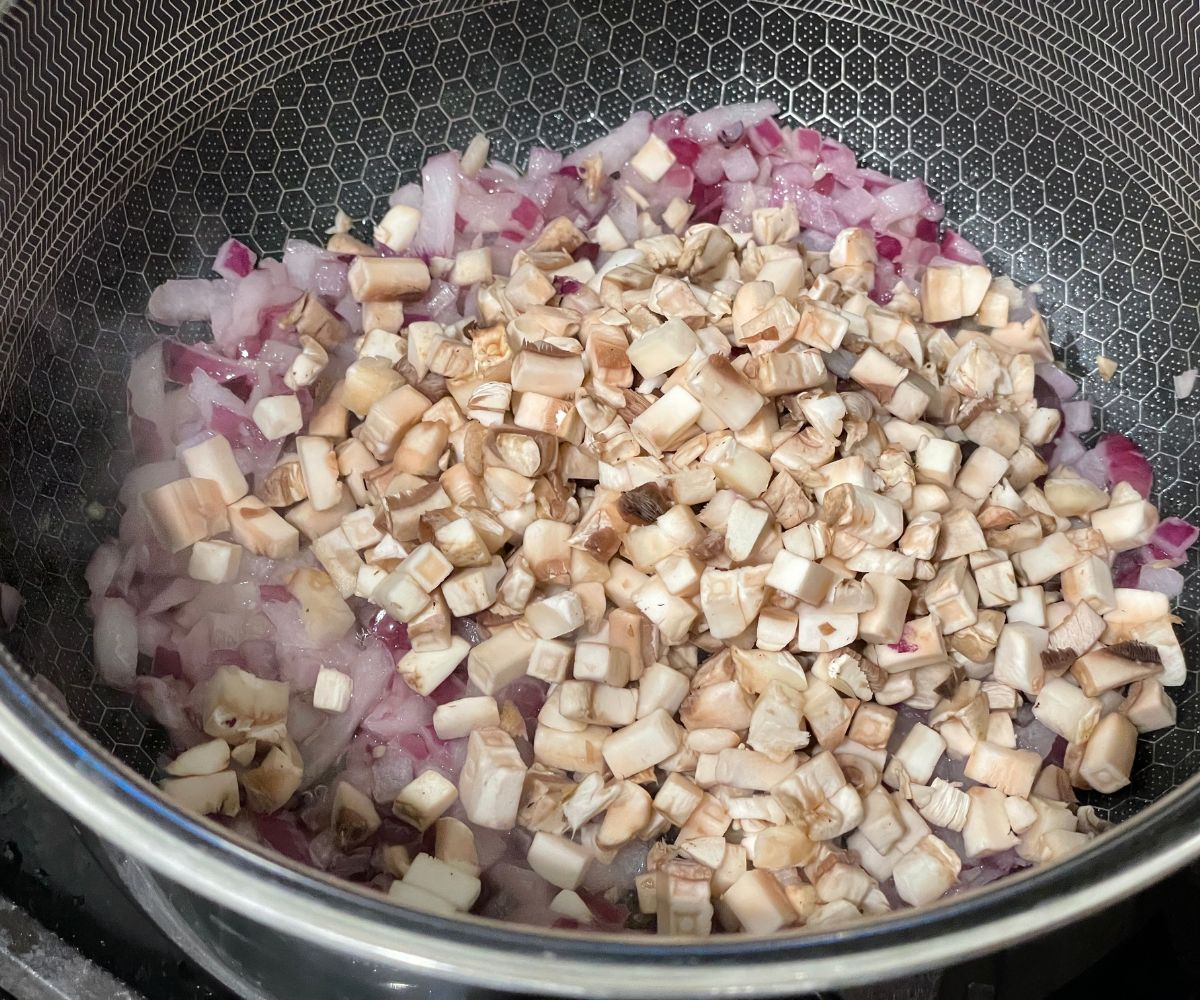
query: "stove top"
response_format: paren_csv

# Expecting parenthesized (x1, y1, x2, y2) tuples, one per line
(0, 762, 1192, 1000)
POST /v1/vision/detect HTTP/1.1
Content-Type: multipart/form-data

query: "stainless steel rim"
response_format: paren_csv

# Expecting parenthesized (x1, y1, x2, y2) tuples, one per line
(2, 654, 1198, 996)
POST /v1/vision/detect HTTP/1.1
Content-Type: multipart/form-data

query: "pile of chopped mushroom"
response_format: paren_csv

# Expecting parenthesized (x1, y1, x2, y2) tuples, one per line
(88, 106, 1193, 936)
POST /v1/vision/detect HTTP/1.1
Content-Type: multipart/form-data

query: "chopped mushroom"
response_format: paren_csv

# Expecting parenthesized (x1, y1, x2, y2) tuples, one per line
(458, 728, 528, 829)
(393, 771, 459, 831)
(331, 781, 382, 849)
(112, 114, 1198, 933)
(165, 739, 231, 777)
(160, 771, 240, 817)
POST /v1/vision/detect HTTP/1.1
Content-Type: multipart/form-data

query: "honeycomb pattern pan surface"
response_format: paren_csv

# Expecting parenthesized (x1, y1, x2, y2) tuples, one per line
(1, 0, 1199, 845)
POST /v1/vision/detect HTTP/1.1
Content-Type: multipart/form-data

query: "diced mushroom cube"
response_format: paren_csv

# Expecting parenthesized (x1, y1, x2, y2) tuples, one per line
(142, 477, 230, 553)
(369, 203, 419, 252)
(288, 568, 355, 643)
(402, 853, 481, 912)
(603, 709, 683, 779)
(432, 696, 500, 741)
(160, 771, 240, 817)
(1078, 711, 1137, 794)
(1033, 678, 1101, 744)
(348, 256, 430, 302)
(441, 558, 507, 616)
(1012, 532, 1082, 585)
(629, 134, 677, 182)
(393, 770, 458, 831)
(1120, 679, 1176, 733)
(165, 739, 231, 777)
(458, 727, 527, 831)
(964, 741, 1041, 798)
(573, 641, 631, 687)
(330, 781, 382, 849)
(187, 539, 243, 585)
(652, 771, 705, 827)
(885, 723, 946, 787)
(1091, 499, 1159, 552)
(312, 666, 353, 713)
(892, 835, 962, 906)
(181, 436, 248, 504)
(467, 625, 537, 694)
(253, 395, 304, 440)
(200, 665, 289, 745)
(721, 869, 797, 934)
(656, 859, 715, 936)
(397, 637, 470, 696)
(992, 622, 1048, 696)
(528, 831, 593, 890)
(1060, 555, 1117, 615)
(227, 496, 300, 559)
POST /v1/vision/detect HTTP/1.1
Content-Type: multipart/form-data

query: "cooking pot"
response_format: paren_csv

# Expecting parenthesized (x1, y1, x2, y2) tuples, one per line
(1, 0, 1199, 995)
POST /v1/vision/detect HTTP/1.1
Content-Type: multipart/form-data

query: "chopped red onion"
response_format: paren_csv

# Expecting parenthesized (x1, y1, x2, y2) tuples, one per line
(210, 269, 302, 359)
(651, 110, 688, 139)
(0, 583, 22, 630)
(793, 188, 843, 235)
(566, 111, 653, 174)
(1150, 518, 1199, 560)
(832, 183, 877, 226)
(1132, 565, 1185, 597)
(940, 230, 984, 265)
(914, 217, 939, 243)
(526, 146, 562, 178)
(1061, 399, 1094, 434)
(150, 646, 184, 679)
(812, 171, 836, 197)
(692, 144, 727, 186)
(875, 234, 902, 260)
(85, 541, 122, 601)
(1099, 433, 1153, 497)
(300, 640, 393, 784)
(1034, 362, 1078, 401)
(819, 139, 858, 183)
(256, 813, 315, 866)
(134, 676, 207, 748)
(388, 182, 423, 210)
(163, 340, 255, 388)
(93, 597, 138, 689)
(666, 136, 701, 167)
(747, 117, 785, 155)
(578, 889, 629, 931)
(499, 676, 547, 721)
(684, 100, 780, 144)
(214, 238, 256, 280)
(413, 151, 460, 258)
(715, 145, 753, 182)
(872, 178, 931, 227)
(143, 578, 201, 615)
(511, 195, 542, 231)
(1072, 446, 1108, 488)
(790, 127, 822, 160)
(952, 850, 1031, 894)
(147, 278, 220, 325)
(259, 584, 295, 604)
(1048, 431, 1087, 470)
(370, 745, 416, 804)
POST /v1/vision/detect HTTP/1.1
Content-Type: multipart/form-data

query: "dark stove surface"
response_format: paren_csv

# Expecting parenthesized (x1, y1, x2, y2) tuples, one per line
(0, 762, 1193, 1000)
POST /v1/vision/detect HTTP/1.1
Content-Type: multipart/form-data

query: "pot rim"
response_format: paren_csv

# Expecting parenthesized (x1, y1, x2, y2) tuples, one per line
(1, 646, 1198, 996)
